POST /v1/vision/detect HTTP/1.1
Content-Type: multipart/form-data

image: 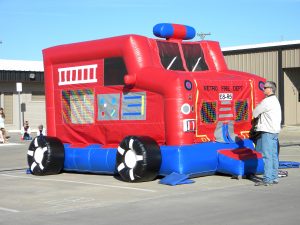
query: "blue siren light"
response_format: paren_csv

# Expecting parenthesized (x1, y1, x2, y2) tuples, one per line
(153, 23, 196, 40)
(259, 81, 265, 91)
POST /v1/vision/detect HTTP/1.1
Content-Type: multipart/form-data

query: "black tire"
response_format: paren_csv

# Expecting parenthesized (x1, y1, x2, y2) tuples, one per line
(116, 136, 162, 182)
(27, 136, 65, 176)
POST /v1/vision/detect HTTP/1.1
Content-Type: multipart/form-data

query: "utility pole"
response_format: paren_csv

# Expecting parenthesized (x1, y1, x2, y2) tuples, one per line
(16, 83, 22, 130)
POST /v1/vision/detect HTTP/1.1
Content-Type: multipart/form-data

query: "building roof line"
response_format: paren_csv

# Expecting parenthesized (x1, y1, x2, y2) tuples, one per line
(0, 59, 44, 72)
(222, 40, 300, 52)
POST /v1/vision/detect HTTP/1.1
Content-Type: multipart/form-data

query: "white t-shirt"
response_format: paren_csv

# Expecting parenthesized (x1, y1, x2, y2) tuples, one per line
(253, 95, 282, 134)
(21, 126, 31, 135)
(0, 116, 4, 129)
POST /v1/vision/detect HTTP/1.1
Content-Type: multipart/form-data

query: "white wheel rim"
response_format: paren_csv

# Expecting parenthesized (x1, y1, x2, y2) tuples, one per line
(117, 163, 125, 172)
(129, 169, 134, 181)
(34, 146, 48, 170)
(27, 150, 34, 156)
(117, 146, 125, 155)
(129, 139, 134, 150)
(31, 162, 37, 171)
(34, 137, 39, 147)
(124, 150, 137, 169)
(117, 138, 144, 181)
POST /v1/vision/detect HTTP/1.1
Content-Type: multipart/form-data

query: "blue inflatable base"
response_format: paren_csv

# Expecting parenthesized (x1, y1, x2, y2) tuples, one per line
(62, 139, 263, 182)
(63, 144, 117, 174)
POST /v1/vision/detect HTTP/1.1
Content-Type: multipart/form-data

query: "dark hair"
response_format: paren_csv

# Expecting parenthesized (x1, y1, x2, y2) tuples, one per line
(0, 108, 5, 118)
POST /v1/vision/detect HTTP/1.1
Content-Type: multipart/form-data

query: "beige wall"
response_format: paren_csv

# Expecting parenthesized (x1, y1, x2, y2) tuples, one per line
(282, 48, 300, 68)
(224, 51, 278, 84)
(0, 82, 45, 131)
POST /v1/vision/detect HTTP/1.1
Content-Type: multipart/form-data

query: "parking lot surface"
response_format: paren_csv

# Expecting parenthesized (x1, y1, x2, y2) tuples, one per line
(0, 130, 299, 225)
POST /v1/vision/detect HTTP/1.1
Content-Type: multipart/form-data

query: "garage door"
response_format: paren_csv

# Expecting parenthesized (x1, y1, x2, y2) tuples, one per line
(284, 68, 300, 125)
(3, 92, 13, 124)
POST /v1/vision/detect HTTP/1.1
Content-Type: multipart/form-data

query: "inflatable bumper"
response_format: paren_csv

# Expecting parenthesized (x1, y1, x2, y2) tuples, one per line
(217, 148, 264, 177)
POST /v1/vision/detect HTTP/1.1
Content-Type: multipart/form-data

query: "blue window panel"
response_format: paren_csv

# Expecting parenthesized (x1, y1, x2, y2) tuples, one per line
(121, 92, 146, 120)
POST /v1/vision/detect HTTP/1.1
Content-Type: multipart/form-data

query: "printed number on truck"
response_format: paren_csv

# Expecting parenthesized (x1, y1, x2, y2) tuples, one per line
(219, 93, 233, 100)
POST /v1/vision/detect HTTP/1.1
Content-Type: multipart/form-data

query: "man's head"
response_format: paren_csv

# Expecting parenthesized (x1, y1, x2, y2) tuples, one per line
(264, 81, 276, 96)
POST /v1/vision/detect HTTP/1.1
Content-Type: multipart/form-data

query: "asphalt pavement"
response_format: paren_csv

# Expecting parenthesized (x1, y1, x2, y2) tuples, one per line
(0, 126, 299, 225)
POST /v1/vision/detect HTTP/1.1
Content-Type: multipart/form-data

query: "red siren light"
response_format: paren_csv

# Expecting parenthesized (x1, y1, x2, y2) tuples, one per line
(153, 23, 196, 40)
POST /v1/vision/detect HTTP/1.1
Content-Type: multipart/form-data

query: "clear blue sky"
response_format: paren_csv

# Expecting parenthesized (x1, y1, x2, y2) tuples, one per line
(0, 0, 299, 61)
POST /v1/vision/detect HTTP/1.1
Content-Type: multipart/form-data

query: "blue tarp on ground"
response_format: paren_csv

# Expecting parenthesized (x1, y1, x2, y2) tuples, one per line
(279, 161, 300, 169)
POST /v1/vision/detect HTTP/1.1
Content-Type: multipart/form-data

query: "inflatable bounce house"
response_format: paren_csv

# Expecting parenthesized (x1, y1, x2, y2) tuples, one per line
(27, 23, 266, 184)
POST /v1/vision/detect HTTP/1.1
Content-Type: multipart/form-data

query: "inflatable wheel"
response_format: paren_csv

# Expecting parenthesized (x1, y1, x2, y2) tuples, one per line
(27, 136, 65, 176)
(116, 136, 162, 182)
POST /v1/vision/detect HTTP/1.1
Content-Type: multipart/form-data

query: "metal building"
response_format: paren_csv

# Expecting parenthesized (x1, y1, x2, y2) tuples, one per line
(223, 40, 300, 125)
(0, 59, 45, 131)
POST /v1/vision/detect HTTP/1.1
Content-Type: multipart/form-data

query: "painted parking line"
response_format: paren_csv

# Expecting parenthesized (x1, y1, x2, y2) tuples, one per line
(0, 143, 23, 147)
(0, 168, 27, 173)
(0, 174, 156, 193)
(0, 207, 20, 213)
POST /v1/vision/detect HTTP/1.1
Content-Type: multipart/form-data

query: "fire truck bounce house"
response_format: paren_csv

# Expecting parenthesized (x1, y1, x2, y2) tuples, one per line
(27, 23, 266, 185)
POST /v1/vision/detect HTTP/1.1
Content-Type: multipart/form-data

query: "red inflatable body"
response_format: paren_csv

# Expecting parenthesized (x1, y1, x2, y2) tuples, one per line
(43, 25, 265, 148)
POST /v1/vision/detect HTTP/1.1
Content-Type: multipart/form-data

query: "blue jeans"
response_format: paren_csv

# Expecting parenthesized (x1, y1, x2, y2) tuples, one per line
(23, 133, 32, 140)
(256, 132, 279, 183)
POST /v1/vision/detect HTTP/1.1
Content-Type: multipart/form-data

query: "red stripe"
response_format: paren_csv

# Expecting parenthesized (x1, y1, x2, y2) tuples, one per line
(172, 24, 187, 39)
(218, 148, 262, 160)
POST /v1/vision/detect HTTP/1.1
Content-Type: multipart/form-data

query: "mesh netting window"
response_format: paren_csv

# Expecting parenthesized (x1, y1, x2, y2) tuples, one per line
(62, 89, 94, 124)
(235, 100, 249, 121)
(182, 44, 208, 72)
(201, 102, 217, 123)
(104, 57, 127, 86)
(156, 41, 185, 71)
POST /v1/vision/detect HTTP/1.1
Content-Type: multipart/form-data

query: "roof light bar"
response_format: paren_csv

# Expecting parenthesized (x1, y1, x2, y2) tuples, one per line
(153, 23, 196, 40)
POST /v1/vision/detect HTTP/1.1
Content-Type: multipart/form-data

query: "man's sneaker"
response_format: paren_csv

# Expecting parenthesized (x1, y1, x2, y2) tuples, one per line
(278, 170, 288, 177)
(273, 180, 279, 184)
(255, 181, 273, 186)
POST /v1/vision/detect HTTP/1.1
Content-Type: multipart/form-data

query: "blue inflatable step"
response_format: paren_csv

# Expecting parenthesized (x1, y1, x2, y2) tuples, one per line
(217, 148, 264, 177)
(159, 172, 195, 186)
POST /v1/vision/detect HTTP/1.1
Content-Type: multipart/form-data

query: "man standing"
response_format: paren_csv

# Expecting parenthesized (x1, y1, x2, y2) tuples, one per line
(253, 81, 282, 186)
